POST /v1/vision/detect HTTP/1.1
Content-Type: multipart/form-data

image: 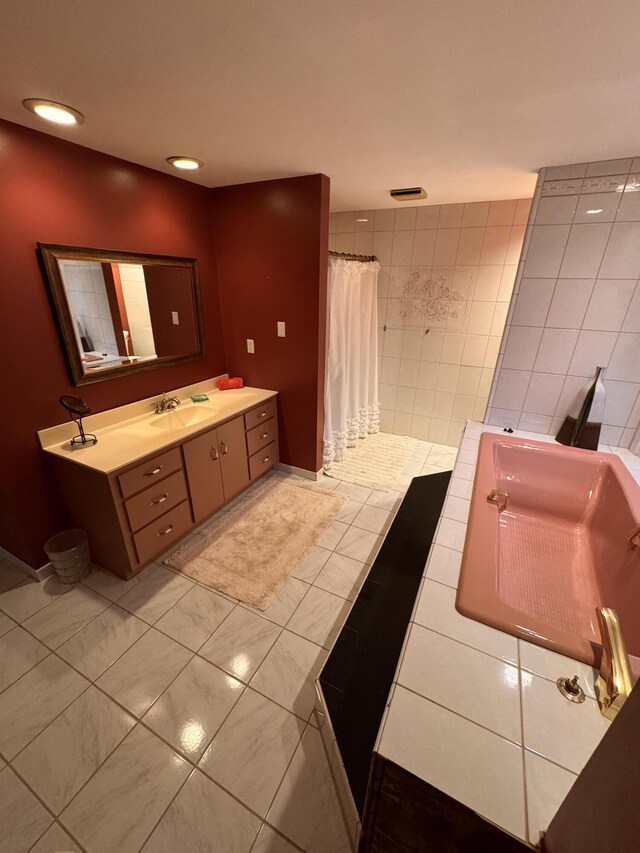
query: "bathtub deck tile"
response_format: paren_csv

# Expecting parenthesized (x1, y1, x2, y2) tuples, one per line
(424, 544, 462, 588)
(397, 624, 522, 743)
(519, 639, 598, 699)
(413, 579, 519, 664)
(378, 685, 527, 841)
(524, 750, 577, 846)
(521, 671, 610, 774)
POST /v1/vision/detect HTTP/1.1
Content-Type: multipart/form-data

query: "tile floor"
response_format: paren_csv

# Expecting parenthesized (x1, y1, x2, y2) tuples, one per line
(0, 439, 456, 853)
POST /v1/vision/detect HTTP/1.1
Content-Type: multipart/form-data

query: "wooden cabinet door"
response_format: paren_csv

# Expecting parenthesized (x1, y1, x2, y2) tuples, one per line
(218, 415, 250, 500)
(183, 428, 225, 522)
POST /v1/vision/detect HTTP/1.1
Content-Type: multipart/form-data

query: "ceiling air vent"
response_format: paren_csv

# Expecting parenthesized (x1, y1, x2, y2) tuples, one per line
(390, 186, 427, 202)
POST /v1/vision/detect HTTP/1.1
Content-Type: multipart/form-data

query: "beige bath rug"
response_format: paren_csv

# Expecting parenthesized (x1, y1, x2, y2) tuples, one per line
(165, 477, 346, 610)
(325, 431, 417, 491)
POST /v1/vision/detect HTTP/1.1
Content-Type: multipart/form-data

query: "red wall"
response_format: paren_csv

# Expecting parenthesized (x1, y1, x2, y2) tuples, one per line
(0, 119, 226, 568)
(211, 174, 329, 473)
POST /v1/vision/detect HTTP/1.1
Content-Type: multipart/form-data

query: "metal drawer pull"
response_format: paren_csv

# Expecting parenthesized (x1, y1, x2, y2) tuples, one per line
(151, 494, 168, 505)
(157, 525, 173, 536)
(259, 432, 268, 439)
(210, 446, 219, 461)
(145, 466, 162, 476)
(258, 411, 267, 418)
(221, 441, 228, 455)
(260, 455, 270, 464)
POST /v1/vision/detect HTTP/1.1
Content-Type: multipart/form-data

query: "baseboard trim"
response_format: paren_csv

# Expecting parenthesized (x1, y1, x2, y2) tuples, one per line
(0, 545, 54, 582)
(275, 462, 323, 481)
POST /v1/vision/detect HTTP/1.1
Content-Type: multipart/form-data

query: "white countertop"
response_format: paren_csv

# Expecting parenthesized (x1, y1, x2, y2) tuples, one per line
(375, 421, 640, 848)
(38, 379, 277, 475)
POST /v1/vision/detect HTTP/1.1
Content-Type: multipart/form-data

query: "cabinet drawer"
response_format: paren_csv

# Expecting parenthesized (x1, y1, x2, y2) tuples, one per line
(133, 500, 192, 564)
(118, 447, 182, 499)
(124, 469, 188, 533)
(246, 417, 277, 456)
(244, 399, 276, 431)
(249, 440, 278, 481)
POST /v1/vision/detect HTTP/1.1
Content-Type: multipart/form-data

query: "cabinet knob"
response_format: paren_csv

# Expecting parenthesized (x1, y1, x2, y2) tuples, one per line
(210, 446, 219, 461)
(221, 441, 228, 455)
(259, 411, 267, 418)
(260, 432, 268, 439)
(260, 455, 270, 464)
(150, 494, 168, 505)
(145, 466, 162, 476)
(156, 525, 173, 536)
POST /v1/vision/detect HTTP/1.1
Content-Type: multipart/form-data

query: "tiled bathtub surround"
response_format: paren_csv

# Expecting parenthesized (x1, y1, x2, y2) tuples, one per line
(375, 421, 640, 848)
(488, 157, 640, 447)
(329, 199, 531, 447)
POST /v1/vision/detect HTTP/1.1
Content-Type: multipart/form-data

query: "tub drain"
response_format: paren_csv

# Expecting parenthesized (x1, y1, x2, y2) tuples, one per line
(556, 675, 585, 704)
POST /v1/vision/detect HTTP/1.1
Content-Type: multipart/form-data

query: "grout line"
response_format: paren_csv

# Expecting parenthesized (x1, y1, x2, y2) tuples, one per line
(521, 744, 581, 779)
(2, 764, 63, 850)
(0, 628, 52, 697)
(0, 674, 94, 766)
(249, 822, 305, 853)
(392, 682, 523, 749)
(411, 611, 519, 670)
(517, 640, 531, 846)
(26, 818, 89, 853)
(138, 715, 310, 853)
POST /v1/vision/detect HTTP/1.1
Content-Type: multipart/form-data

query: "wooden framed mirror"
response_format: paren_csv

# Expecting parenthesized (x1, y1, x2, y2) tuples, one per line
(38, 243, 205, 385)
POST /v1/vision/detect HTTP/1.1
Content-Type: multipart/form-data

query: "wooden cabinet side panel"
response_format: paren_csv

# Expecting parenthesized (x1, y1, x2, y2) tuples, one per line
(183, 428, 225, 522)
(50, 457, 134, 578)
(218, 415, 250, 499)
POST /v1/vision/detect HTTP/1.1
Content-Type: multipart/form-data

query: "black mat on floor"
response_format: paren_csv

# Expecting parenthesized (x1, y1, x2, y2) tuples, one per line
(319, 470, 452, 814)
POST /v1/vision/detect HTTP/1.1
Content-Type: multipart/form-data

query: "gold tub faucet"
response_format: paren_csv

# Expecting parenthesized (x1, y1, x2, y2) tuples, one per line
(595, 607, 634, 721)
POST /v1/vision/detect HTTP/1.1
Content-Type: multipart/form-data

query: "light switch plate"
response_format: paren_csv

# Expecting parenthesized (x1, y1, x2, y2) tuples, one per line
(247, 338, 255, 354)
(171, 311, 180, 325)
(277, 321, 286, 337)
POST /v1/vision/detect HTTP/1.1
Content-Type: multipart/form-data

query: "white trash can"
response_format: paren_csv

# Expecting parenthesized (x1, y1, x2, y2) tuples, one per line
(44, 529, 91, 584)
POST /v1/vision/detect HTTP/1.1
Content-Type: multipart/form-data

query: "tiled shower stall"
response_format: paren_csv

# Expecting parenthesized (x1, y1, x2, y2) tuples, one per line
(329, 199, 531, 447)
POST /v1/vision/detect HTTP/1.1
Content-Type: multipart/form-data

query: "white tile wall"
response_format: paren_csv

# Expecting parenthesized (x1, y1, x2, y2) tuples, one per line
(488, 157, 640, 447)
(330, 199, 531, 447)
(117, 263, 157, 359)
(60, 260, 118, 356)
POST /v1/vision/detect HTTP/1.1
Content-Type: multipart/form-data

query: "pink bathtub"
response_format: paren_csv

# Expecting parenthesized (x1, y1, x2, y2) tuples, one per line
(456, 434, 640, 670)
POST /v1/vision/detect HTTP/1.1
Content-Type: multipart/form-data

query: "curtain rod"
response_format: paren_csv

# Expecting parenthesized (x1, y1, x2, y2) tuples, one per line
(329, 251, 377, 263)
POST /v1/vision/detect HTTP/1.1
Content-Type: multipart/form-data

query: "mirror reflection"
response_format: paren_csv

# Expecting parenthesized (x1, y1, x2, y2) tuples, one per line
(60, 260, 198, 372)
(38, 244, 204, 385)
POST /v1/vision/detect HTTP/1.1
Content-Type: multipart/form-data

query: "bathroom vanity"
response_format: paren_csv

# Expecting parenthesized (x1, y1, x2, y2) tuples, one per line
(39, 384, 278, 578)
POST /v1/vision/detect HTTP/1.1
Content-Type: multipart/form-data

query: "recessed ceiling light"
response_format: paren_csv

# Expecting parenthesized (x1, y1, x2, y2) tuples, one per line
(167, 156, 203, 171)
(586, 208, 604, 214)
(23, 98, 84, 125)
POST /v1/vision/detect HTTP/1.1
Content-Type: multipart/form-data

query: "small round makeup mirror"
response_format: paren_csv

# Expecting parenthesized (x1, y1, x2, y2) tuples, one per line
(59, 396, 97, 446)
(60, 396, 92, 417)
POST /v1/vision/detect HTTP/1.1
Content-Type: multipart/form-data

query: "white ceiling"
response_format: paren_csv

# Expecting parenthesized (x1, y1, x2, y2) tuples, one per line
(1, 1, 640, 211)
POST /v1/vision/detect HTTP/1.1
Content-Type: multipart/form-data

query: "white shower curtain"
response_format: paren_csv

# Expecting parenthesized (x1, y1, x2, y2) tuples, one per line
(323, 256, 380, 470)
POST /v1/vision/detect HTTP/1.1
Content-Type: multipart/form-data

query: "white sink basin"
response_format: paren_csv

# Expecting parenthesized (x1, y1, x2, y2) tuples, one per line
(150, 406, 215, 431)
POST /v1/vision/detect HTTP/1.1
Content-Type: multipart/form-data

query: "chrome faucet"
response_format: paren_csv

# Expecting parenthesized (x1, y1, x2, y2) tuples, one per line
(153, 392, 181, 414)
(595, 607, 634, 720)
